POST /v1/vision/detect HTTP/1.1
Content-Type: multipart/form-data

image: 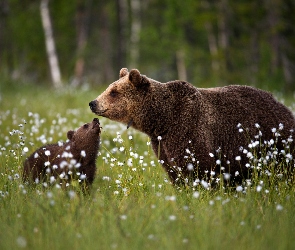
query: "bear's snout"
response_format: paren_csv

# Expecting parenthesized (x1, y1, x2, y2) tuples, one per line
(89, 100, 97, 111)
(92, 118, 100, 128)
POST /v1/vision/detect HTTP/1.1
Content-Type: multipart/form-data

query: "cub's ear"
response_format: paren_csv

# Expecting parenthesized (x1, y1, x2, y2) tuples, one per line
(129, 69, 150, 88)
(67, 130, 75, 140)
(119, 68, 128, 78)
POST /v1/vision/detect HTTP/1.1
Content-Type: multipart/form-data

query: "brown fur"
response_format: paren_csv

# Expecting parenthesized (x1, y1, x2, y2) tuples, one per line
(89, 68, 295, 185)
(23, 118, 101, 186)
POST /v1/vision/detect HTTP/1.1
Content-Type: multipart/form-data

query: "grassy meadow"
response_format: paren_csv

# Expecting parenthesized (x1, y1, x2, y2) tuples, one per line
(0, 81, 295, 250)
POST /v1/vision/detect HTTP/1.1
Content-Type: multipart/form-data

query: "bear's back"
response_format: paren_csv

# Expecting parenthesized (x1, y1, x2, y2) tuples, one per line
(199, 85, 295, 129)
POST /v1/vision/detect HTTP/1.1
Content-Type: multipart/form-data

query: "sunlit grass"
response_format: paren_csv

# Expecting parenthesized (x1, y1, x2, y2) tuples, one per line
(0, 82, 295, 249)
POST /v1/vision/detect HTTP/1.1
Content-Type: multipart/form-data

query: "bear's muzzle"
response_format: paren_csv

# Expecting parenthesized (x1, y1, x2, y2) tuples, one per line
(89, 100, 108, 116)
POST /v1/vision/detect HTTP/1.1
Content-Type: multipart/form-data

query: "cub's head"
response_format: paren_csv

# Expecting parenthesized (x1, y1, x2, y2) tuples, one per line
(67, 118, 101, 146)
(89, 68, 150, 127)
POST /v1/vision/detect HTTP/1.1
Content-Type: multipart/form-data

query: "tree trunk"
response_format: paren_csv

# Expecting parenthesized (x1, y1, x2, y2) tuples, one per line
(282, 53, 293, 88)
(217, 0, 231, 75)
(176, 50, 187, 81)
(116, 0, 127, 70)
(100, 4, 114, 83)
(72, 0, 91, 87)
(40, 0, 62, 88)
(249, 30, 260, 84)
(129, 0, 141, 68)
(205, 22, 219, 72)
(267, 0, 280, 75)
(0, 0, 9, 72)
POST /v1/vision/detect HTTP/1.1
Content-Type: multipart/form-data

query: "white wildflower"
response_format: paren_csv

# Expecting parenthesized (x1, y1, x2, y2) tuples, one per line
(201, 180, 209, 189)
(169, 215, 177, 221)
(165, 195, 176, 201)
(223, 173, 231, 180)
(286, 153, 292, 160)
(256, 185, 262, 192)
(50, 176, 55, 184)
(59, 161, 67, 169)
(81, 150, 86, 157)
(193, 191, 200, 199)
(102, 176, 111, 181)
(235, 156, 241, 161)
(44, 161, 50, 167)
(187, 163, 194, 171)
(80, 174, 86, 180)
(120, 215, 127, 220)
(68, 190, 76, 199)
(16, 236, 27, 248)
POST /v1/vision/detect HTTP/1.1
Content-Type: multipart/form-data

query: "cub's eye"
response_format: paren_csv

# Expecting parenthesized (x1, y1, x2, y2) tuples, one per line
(110, 90, 118, 97)
(83, 124, 89, 129)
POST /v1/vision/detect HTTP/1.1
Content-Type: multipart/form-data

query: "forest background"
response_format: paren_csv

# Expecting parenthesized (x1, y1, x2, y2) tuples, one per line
(0, 0, 295, 92)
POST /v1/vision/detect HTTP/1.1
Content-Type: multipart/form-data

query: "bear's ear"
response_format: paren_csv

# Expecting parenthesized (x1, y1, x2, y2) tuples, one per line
(67, 130, 75, 140)
(129, 69, 150, 88)
(119, 68, 128, 78)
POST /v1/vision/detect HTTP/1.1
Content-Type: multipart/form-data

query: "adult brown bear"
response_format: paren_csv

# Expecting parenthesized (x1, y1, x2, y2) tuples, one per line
(89, 68, 295, 185)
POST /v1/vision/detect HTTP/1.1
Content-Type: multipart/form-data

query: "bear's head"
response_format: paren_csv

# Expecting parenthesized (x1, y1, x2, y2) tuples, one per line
(67, 118, 101, 154)
(89, 68, 151, 129)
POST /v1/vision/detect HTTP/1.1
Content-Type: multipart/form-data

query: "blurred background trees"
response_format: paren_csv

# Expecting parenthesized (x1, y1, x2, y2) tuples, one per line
(0, 0, 295, 91)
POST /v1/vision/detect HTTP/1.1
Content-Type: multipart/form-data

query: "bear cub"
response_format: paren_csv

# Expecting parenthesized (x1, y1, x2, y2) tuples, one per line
(23, 118, 101, 187)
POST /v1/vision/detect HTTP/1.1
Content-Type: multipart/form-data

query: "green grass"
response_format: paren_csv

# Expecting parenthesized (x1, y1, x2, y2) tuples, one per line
(0, 82, 295, 250)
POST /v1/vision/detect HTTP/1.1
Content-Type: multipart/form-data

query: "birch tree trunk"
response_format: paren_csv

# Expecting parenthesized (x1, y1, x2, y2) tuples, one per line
(129, 0, 141, 68)
(40, 0, 62, 88)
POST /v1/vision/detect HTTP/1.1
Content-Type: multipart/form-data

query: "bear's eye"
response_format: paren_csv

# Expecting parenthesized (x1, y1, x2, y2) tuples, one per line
(110, 90, 118, 97)
(83, 124, 89, 129)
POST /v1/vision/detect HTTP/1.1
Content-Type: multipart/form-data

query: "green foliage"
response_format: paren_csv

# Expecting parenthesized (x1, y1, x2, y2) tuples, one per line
(0, 82, 295, 249)
(1, 0, 295, 89)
